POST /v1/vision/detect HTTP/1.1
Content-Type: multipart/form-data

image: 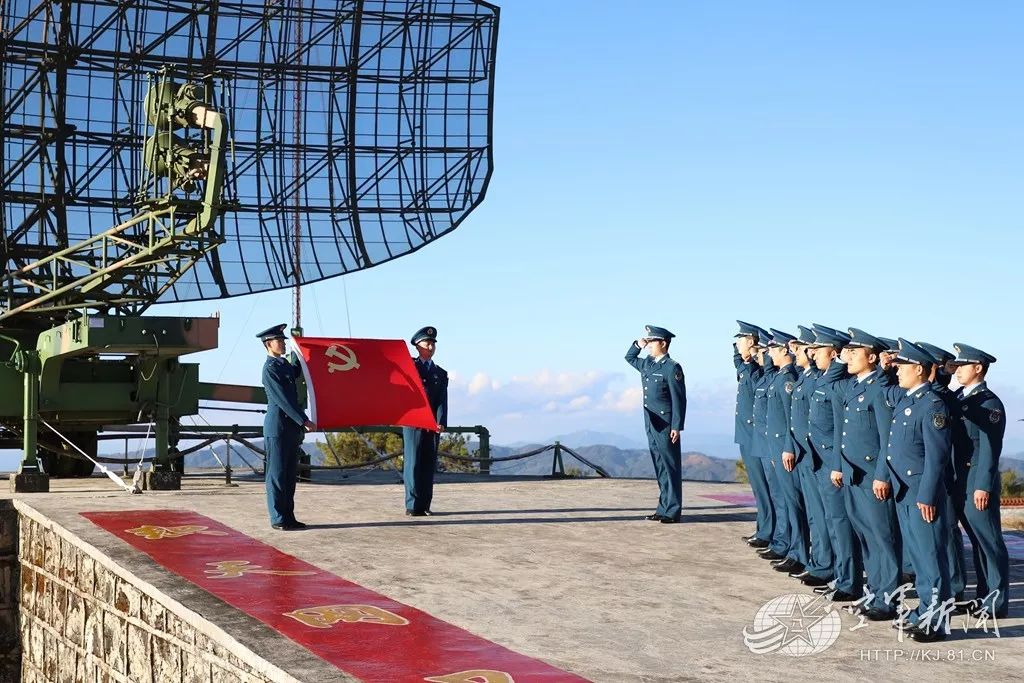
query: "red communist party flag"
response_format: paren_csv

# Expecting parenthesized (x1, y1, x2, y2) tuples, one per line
(291, 337, 439, 431)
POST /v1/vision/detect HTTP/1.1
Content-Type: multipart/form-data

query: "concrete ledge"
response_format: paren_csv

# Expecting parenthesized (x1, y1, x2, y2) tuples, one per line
(8, 474, 48, 494)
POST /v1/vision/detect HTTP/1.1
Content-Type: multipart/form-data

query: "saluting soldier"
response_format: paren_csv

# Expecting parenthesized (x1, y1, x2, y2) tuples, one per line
(764, 330, 807, 575)
(734, 321, 774, 547)
(884, 340, 954, 642)
(950, 343, 1010, 619)
(807, 325, 862, 601)
(626, 325, 687, 523)
(751, 337, 790, 561)
(788, 326, 833, 586)
(403, 326, 449, 516)
(820, 328, 900, 620)
(258, 324, 315, 530)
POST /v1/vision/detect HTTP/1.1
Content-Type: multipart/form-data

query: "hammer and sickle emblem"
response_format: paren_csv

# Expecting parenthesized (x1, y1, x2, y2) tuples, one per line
(424, 671, 514, 683)
(325, 344, 360, 373)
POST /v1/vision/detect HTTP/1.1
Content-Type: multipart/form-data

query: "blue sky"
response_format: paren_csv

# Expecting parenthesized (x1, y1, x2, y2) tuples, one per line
(161, 0, 1024, 453)
(5, 1, 1022, 468)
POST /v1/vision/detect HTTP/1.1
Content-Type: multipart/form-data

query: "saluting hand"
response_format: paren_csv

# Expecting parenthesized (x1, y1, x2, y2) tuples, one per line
(974, 490, 990, 511)
(917, 502, 936, 523)
(872, 479, 891, 501)
(830, 470, 843, 488)
(670, 429, 679, 444)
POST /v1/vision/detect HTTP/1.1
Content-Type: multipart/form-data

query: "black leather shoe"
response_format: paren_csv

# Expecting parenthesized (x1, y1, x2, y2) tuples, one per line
(645, 514, 665, 521)
(759, 550, 786, 561)
(863, 607, 896, 621)
(271, 523, 285, 530)
(801, 575, 832, 587)
(659, 517, 680, 524)
(774, 560, 803, 573)
(813, 585, 833, 595)
(406, 510, 427, 517)
(747, 538, 770, 549)
(423, 510, 433, 516)
(790, 570, 813, 580)
(741, 533, 756, 541)
(907, 625, 946, 643)
(289, 520, 308, 529)
(899, 572, 916, 586)
(830, 590, 860, 602)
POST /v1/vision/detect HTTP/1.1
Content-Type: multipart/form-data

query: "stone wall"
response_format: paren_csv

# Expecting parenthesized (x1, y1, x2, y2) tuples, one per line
(1, 500, 19, 682)
(15, 504, 300, 683)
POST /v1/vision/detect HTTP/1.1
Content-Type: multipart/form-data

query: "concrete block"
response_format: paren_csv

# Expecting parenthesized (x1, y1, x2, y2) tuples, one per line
(152, 635, 183, 683)
(127, 623, 153, 682)
(181, 650, 212, 683)
(101, 608, 127, 675)
(145, 471, 182, 491)
(8, 472, 49, 493)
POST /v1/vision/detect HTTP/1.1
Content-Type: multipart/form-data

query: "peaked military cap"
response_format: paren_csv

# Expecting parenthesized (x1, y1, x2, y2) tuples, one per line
(950, 343, 997, 366)
(811, 326, 850, 348)
(916, 341, 954, 365)
(877, 337, 899, 353)
(411, 326, 438, 345)
(892, 338, 935, 365)
(644, 325, 675, 341)
(256, 323, 287, 342)
(845, 328, 885, 352)
(796, 325, 816, 344)
(735, 320, 760, 338)
(767, 329, 796, 347)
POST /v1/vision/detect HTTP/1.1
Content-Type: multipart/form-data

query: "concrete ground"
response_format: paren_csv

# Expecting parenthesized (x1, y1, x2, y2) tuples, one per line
(9, 473, 1024, 682)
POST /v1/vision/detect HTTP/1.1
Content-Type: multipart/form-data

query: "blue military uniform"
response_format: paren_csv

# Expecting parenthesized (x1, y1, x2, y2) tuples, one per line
(626, 325, 687, 522)
(734, 321, 773, 543)
(820, 328, 900, 615)
(884, 340, 954, 637)
(916, 341, 967, 601)
(258, 324, 309, 529)
(764, 330, 807, 569)
(808, 325, 862, 598)
(403, 326, 449, 515)
(752, 347, 791, 555)
(950, 343, 1009, 618)
(790, 325, 832, 582)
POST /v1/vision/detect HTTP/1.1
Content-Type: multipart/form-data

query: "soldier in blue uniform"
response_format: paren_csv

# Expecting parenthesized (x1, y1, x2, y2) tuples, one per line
(807, 325, 862, 601)
(950, 343, 1009, 619)
(733, 321, 773, 547)
(884, 340, 954, 641)
(916, 341, 968, 606)
(403, 326, 449, 516)
(258, 324, 315, 530)
(764, 330, 807, 575)
(626, 325, 687, 523)
(751, 339, 790, 561)
(819, 328, 900, 619)
(788, 326, 833, 585)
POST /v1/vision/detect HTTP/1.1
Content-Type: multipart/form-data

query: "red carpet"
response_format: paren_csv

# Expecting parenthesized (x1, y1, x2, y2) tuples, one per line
(82, 510, 588, 683)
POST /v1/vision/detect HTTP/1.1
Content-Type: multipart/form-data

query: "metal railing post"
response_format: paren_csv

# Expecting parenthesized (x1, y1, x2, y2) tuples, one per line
(478, 426, 490, 474)
(224, 435, 233, 486)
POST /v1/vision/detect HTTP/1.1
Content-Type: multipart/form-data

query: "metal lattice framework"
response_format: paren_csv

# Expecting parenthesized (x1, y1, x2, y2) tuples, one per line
(1, 0, 498, 318)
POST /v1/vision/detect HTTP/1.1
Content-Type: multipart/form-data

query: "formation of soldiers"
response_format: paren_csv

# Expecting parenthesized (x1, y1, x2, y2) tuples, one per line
(732, 321, 1010, 643)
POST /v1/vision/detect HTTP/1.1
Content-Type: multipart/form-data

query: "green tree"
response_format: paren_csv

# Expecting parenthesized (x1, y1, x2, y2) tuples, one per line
(438, 432, 479, 473)
(1001, 469, 1024, 498)
(317, 431, 404, 470)
(735, 457, 748, 484)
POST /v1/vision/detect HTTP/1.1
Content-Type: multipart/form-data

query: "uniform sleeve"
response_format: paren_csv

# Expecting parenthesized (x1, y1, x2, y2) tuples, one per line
(437, 368, 450, 428)
(975, 397, 1006, 493)
(829, 392, 844, 471)
(918, 404, 952, 507)
(733, 350, 743, 372)
(669, 365, 687, 431)
(263, 361, 308, 427)
(625, 342, 645, 372)
(778, 372, 796, 453)
(872, 389, 894, 483)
